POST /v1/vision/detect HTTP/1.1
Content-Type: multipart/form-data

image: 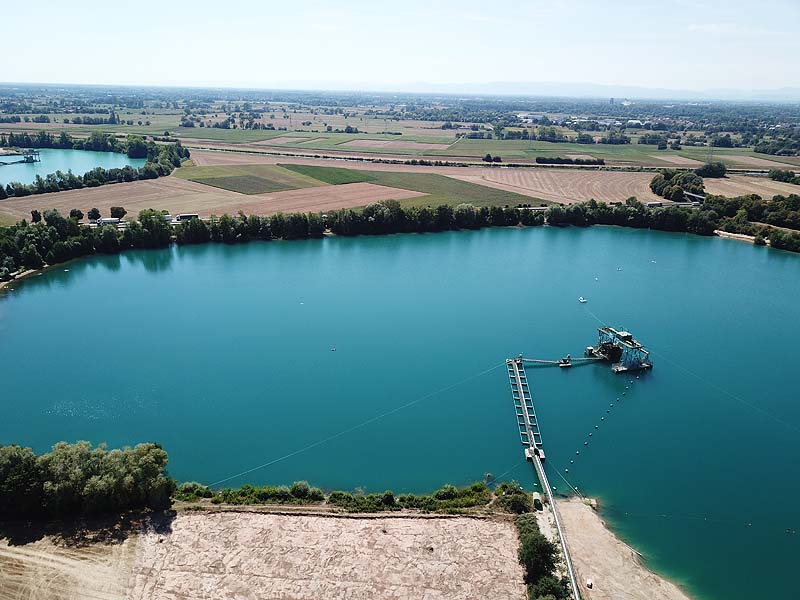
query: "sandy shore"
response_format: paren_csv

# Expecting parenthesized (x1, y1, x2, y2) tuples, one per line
(0, 269, 39, 292)
(557, 498, 693, 600)
(714, 229, 756, 244)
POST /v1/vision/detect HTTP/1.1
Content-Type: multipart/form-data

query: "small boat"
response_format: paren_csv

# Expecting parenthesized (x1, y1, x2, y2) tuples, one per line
(330, 346, 336, 352)
(558, 355, 572, 368)
(578, 296, 587, 303)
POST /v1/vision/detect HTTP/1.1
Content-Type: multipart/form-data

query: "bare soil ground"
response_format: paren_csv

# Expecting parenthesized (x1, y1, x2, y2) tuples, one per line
(220, 182, 425, 215)
(0, 512, 526, 600)
(0, 177, 242, 222)
(340, 139, 452, 150)
(704, 175, 800, 198)
(0, 536, 137, 600)
(566, 154, 599, 160)
(650, 155, 705, 167)
(0, 177, 423, 222)
(452, 169, 662, 204)
(558, 498, 692, 600)
(129, 512, 526, 600)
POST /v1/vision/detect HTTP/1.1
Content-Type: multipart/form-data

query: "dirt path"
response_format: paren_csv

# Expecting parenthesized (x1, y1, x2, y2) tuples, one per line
(557, 498, 692, 600)
(0, 537, 137, 600)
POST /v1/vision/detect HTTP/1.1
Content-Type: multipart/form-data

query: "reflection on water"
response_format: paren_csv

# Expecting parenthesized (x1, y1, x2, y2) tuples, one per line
(1, 228, 799, 600)
(123, 248, 174, 273)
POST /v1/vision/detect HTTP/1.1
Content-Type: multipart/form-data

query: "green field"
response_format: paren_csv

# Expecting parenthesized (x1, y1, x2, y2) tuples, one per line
(174, 164, 326, 194)
(278, 164, 546, 208)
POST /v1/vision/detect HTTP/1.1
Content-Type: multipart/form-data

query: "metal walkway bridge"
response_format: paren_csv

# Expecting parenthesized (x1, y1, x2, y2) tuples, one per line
(507, 357, 582, 600)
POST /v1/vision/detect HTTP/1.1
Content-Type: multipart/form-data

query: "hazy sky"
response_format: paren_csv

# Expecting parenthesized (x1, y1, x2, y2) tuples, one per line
(4, 0, 799, 92)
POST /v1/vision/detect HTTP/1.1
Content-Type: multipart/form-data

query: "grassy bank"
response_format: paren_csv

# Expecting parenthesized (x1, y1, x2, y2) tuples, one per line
(175, 479, 533, 515)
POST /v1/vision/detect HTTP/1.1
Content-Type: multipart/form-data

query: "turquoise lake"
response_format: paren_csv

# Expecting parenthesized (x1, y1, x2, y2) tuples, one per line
(1, 226, 798, 599)
(0, 148, 146, 185)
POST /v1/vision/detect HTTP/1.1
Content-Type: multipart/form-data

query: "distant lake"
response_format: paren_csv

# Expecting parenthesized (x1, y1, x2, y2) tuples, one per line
(0, 148, 146, 185)
(1, 226, 799, 600)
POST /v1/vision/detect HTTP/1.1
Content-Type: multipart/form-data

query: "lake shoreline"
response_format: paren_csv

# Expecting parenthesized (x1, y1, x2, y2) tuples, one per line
(0, 222, 785, 294)
(558, 497, 694, 600)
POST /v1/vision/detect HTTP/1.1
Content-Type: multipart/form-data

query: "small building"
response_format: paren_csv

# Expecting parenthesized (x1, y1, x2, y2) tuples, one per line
(97, 217, 120, 226)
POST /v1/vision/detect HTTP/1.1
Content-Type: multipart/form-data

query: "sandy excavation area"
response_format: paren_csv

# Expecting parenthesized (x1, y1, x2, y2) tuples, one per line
(0, 534, 138, 600)
(0, 512, 526, 600)
(557, 498, 692, 600)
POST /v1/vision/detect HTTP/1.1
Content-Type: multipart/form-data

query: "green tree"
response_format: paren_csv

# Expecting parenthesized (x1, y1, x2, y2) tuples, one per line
(695, 162, 727, 178)
(88, 207, 101, 220)
(530, 576, 567, 599)
(126, 135, 148, 159)
(69, 208, 84, 221)
(30, 209, 42, 223)
(110, 206, 127, 219)
(96, 226, 121, 253)
(21, 243, 44, 268)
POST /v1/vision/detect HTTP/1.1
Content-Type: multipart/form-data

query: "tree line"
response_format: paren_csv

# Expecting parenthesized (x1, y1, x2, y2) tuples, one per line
(4, 192, 800, 281)
(2, 130, 142, 156)
(535, 156, 605, 165)
(769, 169, 800, 185)
(0, 442, 174, 519)
(650, 170, 705, 201)
(0, 138, 189, 199)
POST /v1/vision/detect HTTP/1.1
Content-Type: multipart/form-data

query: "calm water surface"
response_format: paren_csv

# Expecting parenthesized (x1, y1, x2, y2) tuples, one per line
(1, 227, 798, 600)
(0, 148, 145, 185)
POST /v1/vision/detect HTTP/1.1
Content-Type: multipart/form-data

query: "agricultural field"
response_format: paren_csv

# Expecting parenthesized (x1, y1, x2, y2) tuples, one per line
(278, 164, 543, 208)
(5, 86, 799, 169)
(449, 168, 662, 205)
(174, 164, 325, 194)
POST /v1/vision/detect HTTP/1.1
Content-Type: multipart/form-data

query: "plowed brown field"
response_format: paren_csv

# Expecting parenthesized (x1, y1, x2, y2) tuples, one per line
(452, 170, 662, 204)
(0, 178, 422, 222)
(703, 175, 800, 198)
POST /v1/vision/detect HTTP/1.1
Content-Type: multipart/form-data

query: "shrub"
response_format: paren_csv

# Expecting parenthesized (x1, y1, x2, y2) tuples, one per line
(290, 480, 310, 499)
(516, 513, 558, 585)
(695, 161, 727, 178)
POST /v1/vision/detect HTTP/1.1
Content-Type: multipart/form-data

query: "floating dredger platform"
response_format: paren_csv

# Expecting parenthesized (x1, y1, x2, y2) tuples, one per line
(585, 326, 652, 373)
